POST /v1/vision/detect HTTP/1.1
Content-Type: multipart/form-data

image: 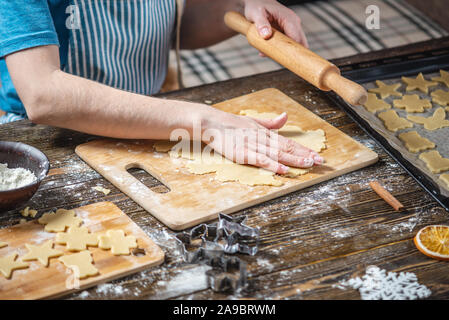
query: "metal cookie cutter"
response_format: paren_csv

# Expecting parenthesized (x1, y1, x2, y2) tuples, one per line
(174, 213, 259, 292)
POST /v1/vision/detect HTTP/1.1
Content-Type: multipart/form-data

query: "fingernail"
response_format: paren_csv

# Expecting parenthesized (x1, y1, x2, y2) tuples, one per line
(280, 164, 290, 173)
(260, 27, 270, 37)
(313, 155, 324, 164)
(303, 158, 314, 167)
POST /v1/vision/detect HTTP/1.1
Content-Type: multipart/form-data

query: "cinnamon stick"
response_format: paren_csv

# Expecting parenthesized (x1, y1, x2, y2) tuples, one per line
(369, 181, 404, 211)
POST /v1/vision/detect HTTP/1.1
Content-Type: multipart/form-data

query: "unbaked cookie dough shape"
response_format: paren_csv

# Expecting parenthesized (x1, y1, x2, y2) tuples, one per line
(58, 250, 99, 279)
(419, 150, 449, 174)
(431, 90, 449, 106)
(398, 131, 435, 153)
(432, 70, 449, 88)
(440, 173, 449, 190)
(363, 93, 391, 113)
(378, 110, 413, 132)
(402, 73, 437, 93)
(38, 209, 82, 232)
(407, 108, 449, 130)
(56, 226, 99, 251)
(368, 80, 402, 99)
(393, 94, 432, 113)
(22, 240, 63, 267)
(0, 252, 29, 278)
(98, 229, 137, 255)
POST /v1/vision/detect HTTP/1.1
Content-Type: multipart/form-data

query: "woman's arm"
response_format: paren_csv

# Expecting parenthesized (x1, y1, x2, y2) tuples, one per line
(180, 0, 308, 49)
(6, 45, 322, 173)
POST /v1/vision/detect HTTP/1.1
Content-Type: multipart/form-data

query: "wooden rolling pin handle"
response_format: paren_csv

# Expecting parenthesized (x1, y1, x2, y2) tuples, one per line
(322, 71, 368, 106)
(224, 11, 367, 106)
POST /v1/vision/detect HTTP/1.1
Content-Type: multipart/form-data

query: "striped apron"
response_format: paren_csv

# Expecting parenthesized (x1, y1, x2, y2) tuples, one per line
(65, 0, 177, 95)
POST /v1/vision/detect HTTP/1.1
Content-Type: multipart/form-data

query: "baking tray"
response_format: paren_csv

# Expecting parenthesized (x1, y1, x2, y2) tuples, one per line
(328, 49, 449, 211)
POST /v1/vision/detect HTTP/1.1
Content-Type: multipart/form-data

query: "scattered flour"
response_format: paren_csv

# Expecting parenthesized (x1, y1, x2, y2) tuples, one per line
(335, 265, 431, 300)
(0, 163, 37, 191)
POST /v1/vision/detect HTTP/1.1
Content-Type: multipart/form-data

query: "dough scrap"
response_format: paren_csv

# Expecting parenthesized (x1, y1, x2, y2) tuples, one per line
(419, 150, 449, 174)
(0, 242, 7, 249)
(402, 73, 437, 94)
(431, 89, 449, 106)
(22, 240, 63, 267)
(98, 229, 137, 255)
(56, 226, 99, 251)
(440, 173, 449, 190)
(20, 206, 38, 218)
(58, 250, 99, 279)
(154, 110, 326, 185)
(378, 110, 413, 132)
(363, 93, 391, 113)
(398, 131, 435, 153)
(393, 94, 432, 113)
(0, 252, 29, 279)
(92, 186, 111, 195)
(432, 70, 449, 88)
(38, 209, 82, 233)
(407, 108, 449, 130)
(368, 80, 402, 99)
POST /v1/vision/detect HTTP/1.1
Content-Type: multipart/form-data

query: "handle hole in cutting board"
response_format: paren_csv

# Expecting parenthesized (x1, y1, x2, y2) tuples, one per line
(126, 167, 170, 194)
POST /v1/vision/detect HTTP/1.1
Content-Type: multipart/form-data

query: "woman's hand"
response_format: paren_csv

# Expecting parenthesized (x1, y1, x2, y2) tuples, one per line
(198, 107, 323, 174)
(243, 0, 308, 48)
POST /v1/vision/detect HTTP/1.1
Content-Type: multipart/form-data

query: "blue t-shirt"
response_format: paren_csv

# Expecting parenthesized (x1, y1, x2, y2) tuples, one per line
(0, 0, 176, 120)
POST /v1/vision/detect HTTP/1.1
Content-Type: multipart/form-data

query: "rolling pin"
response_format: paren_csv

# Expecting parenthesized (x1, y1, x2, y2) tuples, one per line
(224, 11, 367, 106)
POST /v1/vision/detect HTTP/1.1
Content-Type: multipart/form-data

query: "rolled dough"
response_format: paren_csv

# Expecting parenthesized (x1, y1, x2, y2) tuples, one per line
(398, 131, 435, 153)
(363, 93, 391, 113)
(56, 226, 99, 251)
(431, 90, 449, 107)
(378, 110, 413, 132)
(419, 150, 449, 174)
(38, 209, 82, 233)
(98, 229, 137, 255)
(440, 173, 449, 190)
(407, 108, 449, 131)
(0, 252, 29, 279)
(368, 80, 402, 99)
(22, 240, 63, 267)
(58, 250, 99, 279)
(393, 94, 432, 113)
(432, 70, 449, 88)
(402, 73, 437, 93)
(154, 110, 326, 186)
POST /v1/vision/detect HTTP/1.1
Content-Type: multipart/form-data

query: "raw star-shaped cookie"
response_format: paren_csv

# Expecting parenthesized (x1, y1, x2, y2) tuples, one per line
(58, 250, 99, 279)
(0, 253, 29, 278)
(368, 81, 402, 99)
(440, 173, 449, 190)
(402, 73, 437, 93)
(398, 131, 435, 153)
(431, 90, 449, 106)
(22, 240, 63, 267)
(407, 108, 449, 130)
(56, 226, 98, 251)
(378, 110, 413, 132)
(98, 229, 137, 255)
(432, 70, 449, 88)
(393, 94, 432, 113)
(363, 93, 391, 113)
(419, 150, 449, 173)
(38, 209, 82, 232)
(0, 242, 7, 249)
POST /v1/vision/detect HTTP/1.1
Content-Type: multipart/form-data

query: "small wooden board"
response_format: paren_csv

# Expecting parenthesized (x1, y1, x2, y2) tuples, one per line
(0, 202, 164, 299)
(76, 88, 378, 230)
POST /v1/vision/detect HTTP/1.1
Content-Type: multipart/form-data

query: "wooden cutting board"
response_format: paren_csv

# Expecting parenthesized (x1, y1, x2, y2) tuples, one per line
(76, 88, 378, 230)
(0, 201, 164, 299)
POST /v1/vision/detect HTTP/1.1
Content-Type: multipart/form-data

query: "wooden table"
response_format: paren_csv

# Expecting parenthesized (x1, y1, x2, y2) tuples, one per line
(1, 38, 449, 300)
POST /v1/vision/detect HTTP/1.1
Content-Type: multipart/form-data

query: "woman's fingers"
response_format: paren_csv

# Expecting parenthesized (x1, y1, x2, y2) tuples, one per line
(250, 112, 287, 129)
(250, 9, 273, 40)
(243, 150, 290, 174)
(248, 142, 315, 168)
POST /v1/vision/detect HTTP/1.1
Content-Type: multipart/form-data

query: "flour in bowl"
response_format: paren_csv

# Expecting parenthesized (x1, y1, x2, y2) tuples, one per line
(0, 163, 37, 191)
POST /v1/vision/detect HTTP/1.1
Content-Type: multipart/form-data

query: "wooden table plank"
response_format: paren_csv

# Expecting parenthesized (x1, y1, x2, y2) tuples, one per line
(1, 38, 448, 299)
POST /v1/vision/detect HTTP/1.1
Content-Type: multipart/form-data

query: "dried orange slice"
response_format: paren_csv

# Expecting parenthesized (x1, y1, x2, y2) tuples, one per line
(414, 225, 449, 260)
